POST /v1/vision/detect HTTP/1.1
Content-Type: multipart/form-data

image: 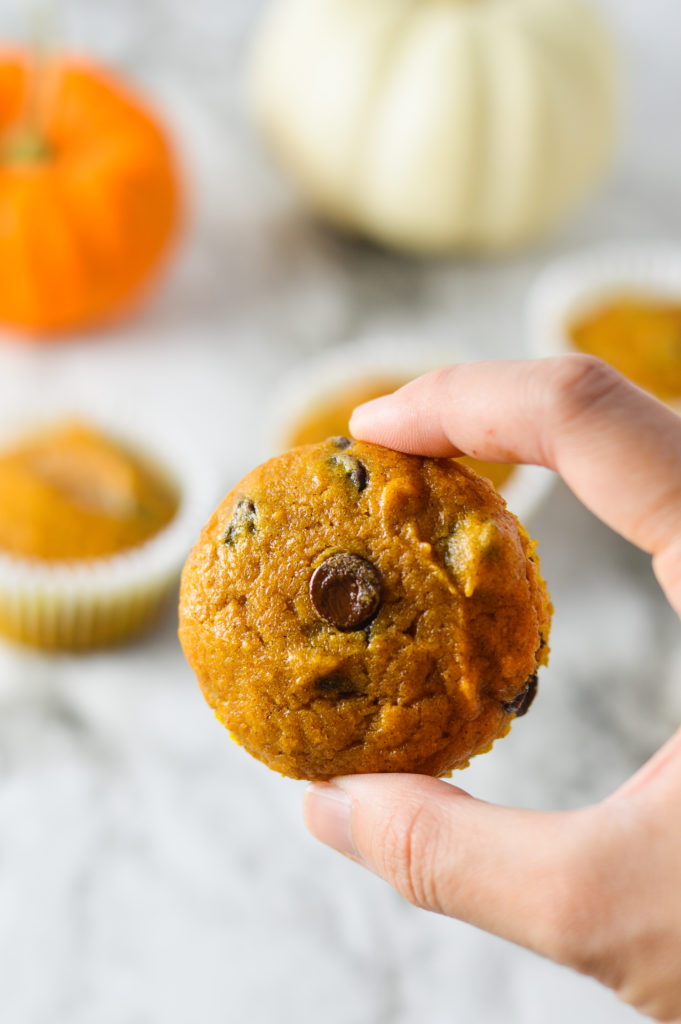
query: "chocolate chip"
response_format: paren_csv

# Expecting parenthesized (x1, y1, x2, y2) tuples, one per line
(329, 436, 353, 450)
(502, 674, 538, 717)
(316, 673, 364, 698)
(223, 497, 257, 545)
(309, 553, 382, 631)
(330, 453, 368, 492)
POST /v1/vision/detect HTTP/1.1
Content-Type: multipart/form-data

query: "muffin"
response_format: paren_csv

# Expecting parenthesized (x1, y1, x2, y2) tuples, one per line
(179, 438, 551, 781)
(0, 421, 178, 560)
(0, 418, 212, 650)
(568, 298, 681, 402)
(528, 243, 681, 408)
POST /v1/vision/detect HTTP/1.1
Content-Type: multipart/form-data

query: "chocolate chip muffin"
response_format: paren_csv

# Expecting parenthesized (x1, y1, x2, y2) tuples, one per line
(179, 439, 551, 780)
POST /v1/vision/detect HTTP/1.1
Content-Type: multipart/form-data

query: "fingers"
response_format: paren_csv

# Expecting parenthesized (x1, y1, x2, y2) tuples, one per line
(304, 774, 599, 969)
(305, 773, 681, 1020)
(350, 356, 681, 613)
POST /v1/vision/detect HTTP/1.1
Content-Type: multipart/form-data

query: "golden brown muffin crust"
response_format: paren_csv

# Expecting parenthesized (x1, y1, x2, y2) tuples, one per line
(179, 439, 551, 780)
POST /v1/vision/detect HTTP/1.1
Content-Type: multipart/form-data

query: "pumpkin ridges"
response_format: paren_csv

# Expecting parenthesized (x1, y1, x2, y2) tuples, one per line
(345, 0, 419, 219)
(0, 53, 180, 335)
(527, 36, 587, 235)
(459, 18, 488, 247)
(57, 148, 136, 269)
(1, 173, 88, 328)
(47, 63, 156, 145)
(0, 177, 49, 321)
(515, 1, 617, 204)
(486, 27, 550, 247)
(0, 178, 36, 320)
(38, 157, 176, 331)
(58, 140, 176, 275)
(251, 0, 619, 254)
(53, 161, 133, 312)
(0, 60, 26, 134)
(0, 158, 175, 332)
(359, 7, 486, 249)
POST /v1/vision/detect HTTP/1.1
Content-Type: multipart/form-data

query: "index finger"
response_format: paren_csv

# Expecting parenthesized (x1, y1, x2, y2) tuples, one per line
(349, 356, 681, 611)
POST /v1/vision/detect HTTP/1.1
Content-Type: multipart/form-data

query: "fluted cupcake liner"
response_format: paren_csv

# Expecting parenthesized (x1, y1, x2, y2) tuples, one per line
(0, 415, 218, 651)
(527, 241, 681, 414)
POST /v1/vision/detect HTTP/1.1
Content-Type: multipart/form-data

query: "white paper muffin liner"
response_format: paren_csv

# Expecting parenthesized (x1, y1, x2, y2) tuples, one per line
(0, 413, 218, 650)
(527, 241, 681, 381)
(266, 333, 556, 524)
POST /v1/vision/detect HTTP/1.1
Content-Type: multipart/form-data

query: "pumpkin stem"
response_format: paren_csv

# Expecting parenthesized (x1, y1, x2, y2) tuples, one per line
(1, 4, 60, 164)
(3, 127, 51, 163)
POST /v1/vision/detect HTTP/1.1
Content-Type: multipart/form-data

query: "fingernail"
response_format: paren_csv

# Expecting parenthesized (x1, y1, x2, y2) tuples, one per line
(352, 395, 389, 416)
(304, 782, 357, 859)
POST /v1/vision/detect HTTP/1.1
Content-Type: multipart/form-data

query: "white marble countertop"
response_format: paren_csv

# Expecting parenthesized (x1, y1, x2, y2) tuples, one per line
(1, 2, 680, 1022)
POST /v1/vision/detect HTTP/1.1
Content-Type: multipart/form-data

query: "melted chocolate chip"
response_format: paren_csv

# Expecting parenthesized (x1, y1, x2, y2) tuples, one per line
(329, 436, 353, 450)
(309, 553, 382, 631)
(329, 453, 368, 492)
(502, 673, 538, 718)
(223, 497, 257, 545)
(316, 673, 364, 698)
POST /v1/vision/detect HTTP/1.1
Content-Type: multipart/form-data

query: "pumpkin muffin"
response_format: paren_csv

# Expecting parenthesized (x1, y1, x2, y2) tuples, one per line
(568, 297, 681, 403)
(0, 419, 210, 650)
(527, 244, 681, 412)
(0, 421, 178, 561)
(179, 438, 552, 781)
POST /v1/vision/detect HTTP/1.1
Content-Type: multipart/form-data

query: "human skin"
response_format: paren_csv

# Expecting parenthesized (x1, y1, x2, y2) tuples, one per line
(303, 355, 681, 1023)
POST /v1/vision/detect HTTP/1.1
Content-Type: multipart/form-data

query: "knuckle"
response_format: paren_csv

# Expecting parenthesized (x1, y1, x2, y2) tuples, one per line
(427, 365, 459, 407)
(538, 812, 627, 977)
(543, 354, 624, 428)
(378, 802, 444, 912)
(534, 809, 681, 1020)
(539, 863, 608, 971)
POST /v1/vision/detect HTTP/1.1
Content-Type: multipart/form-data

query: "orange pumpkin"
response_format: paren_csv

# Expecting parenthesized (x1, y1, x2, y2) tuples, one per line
(0, 52, 181, 335)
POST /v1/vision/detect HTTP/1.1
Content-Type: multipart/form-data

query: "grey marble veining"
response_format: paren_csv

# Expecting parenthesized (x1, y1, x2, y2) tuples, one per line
(0, 2, 680, 1022)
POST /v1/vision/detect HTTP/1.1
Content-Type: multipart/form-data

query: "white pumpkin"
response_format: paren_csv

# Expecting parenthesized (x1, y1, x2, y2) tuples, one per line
(250, 0, 619, 254)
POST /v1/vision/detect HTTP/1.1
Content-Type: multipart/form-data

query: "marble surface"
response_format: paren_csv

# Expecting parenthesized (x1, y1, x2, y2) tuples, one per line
(1, 1, 681, 1022)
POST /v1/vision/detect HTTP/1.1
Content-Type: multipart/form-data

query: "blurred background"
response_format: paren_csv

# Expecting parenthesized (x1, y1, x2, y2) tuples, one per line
(0, 1, 680, 1021)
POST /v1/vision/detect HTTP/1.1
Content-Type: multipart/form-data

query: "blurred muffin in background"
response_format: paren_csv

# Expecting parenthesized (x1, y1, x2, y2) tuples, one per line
(528, 244, 681, 408)
(0, 419, 213, 650)
(0, 422, 178, 561)
(569, 299, 681, 403)
(268, 338, 554, 519)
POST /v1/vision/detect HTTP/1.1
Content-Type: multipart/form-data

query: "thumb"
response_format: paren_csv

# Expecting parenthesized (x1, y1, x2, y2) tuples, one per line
(304, 774, 601, 969)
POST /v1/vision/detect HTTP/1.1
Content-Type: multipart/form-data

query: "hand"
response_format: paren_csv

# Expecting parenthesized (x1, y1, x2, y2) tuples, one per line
(303, 356, 681, 1023)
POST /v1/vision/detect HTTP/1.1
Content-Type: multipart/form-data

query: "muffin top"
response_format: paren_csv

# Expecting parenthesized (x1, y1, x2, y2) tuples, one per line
(0, 421, 179, 561)
(180, 438, 551, 781)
